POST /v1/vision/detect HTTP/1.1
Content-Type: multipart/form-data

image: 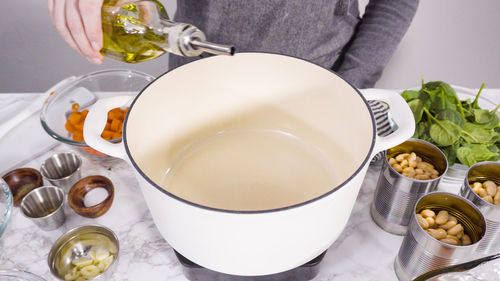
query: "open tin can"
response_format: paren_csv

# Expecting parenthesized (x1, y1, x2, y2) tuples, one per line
(460, 161, 500, 255)
(371, 139, 448, 235)
(394, 192, 486, 281)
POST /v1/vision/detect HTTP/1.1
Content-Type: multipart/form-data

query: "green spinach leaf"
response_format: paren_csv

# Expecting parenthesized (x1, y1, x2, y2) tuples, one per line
(424, 108, 461, 146)
(473, 109, 495, 124)
(436, 109, 465, 128)
(400, 80, 500, 167)
(408, 99, 425, 123)
(460, 122, 495, 144)
(401, 90, 421, 102)
(456, 144, 500, 167)
(429, 120, 461, 146)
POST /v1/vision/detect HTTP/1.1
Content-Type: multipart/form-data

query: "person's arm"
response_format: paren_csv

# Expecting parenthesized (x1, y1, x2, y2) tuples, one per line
(335, 0, 419, 88)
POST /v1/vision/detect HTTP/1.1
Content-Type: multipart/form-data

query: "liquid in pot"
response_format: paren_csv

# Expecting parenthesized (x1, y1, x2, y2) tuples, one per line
(160, 129, 350, 211)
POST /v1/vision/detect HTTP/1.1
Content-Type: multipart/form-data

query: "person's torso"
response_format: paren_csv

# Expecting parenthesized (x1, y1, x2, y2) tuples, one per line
(169, 0, 360, 69)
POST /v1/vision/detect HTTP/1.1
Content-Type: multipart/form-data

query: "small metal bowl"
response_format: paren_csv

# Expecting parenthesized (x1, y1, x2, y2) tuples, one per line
(40, 152, 83, 193)
(2, 168, 43, 206)
(20, 186, 66, 231)
(48, 225, 119, 281)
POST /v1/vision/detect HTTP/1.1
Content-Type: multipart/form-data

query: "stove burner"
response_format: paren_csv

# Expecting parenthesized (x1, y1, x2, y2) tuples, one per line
(174, 250, 326, 281)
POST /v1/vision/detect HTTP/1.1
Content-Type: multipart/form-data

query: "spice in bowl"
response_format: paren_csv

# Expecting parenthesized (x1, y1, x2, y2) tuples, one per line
(416, 209, 471, 246)
(388, 152, 440, 180)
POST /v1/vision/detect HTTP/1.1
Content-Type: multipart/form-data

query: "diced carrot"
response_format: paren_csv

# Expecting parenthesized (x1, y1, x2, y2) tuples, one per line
(108, 108, 122, 120)
(110, 119, 122, 132)
(65, 106, 127, 144)
(101, 130, 114, 140)
(68, 111, 82, 125)
(72, 132, 84, 142)
(74, 122, 84, 131)
(65, 120, 76, 134)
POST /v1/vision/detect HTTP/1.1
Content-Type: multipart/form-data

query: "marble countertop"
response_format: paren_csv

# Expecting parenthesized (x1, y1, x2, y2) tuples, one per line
(0, 90, 499, 281)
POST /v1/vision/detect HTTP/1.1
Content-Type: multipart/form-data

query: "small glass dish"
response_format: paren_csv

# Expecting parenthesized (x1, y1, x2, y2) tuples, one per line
(0, 178, 13, 238)
(40, 69, 154, 158)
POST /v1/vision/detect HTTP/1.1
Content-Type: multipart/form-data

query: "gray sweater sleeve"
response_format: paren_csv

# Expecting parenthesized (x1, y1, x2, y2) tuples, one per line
(336, 0, 419, 88)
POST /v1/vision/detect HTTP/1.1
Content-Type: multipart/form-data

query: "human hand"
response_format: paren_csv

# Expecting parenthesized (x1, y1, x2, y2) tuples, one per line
(47, 0, 104, 64)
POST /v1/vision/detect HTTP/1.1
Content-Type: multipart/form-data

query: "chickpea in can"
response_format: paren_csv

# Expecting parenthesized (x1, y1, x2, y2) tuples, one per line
(416, 209, 472, 246)
(470, 180, 500, 206)
(388, 152, 440, 180)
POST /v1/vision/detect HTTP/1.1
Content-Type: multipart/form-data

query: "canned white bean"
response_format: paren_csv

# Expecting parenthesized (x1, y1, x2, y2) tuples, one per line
(460, 161, 500, 255)
(371, 139, 448, 235)
(394, 192, 486, 281)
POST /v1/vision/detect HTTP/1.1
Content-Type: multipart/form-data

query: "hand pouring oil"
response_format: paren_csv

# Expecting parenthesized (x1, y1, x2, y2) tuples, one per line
(101, 0, 234, 63)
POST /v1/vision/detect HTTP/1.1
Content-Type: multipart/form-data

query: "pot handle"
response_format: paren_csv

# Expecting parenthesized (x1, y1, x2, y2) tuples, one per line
(359, 88, 415, 156)
(83, 96, 133, 159)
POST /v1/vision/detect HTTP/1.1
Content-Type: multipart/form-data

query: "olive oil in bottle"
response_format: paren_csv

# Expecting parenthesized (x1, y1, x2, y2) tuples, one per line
(101, 0, 234, 63)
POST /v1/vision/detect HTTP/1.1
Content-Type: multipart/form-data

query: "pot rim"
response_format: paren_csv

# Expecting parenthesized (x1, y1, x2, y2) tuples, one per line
(123, 51, 377, 214)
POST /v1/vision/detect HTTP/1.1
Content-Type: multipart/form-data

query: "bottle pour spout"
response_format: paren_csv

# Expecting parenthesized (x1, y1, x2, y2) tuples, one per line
(190, 39, 235, 56)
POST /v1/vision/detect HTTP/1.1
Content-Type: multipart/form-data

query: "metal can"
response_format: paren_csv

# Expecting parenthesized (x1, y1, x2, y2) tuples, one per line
(460, 161, 500, 255)
(394, 192, 486, 281)
(371, 139, 448, 235)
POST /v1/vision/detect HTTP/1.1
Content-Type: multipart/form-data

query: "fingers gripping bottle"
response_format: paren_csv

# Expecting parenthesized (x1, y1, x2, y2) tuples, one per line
(101, 0, 234, 63)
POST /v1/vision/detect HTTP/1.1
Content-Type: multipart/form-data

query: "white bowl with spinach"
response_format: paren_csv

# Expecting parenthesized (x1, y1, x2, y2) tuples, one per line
(401, 81, 500, 183)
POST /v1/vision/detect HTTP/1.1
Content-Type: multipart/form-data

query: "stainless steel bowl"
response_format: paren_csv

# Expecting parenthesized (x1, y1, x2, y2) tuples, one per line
(20, 186, 65, 231)
(48, 225, 119, 281)
(40, 152, 82, 193)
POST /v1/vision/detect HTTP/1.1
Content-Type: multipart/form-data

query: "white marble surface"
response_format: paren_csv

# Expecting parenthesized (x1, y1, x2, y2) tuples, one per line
(0, 144, 405, 281)
(0, 90, 499, 281)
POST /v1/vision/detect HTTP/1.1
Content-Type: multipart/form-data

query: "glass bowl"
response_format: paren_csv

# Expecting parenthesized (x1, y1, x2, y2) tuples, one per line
(0, 269, 47, 281)
(0, 178, 13, 238)
(40, 69, 154, 157)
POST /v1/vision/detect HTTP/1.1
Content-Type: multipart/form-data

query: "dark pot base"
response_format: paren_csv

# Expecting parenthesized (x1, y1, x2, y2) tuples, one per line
(174, 250, 326, 281)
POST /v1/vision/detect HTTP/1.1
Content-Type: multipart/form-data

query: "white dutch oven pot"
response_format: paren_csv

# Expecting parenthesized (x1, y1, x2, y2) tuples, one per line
(84, 53, 414, 276)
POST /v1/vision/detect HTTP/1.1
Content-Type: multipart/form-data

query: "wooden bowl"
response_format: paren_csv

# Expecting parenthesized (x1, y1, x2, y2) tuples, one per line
(68, 175, 114, 218)
(2, 168, 43, 206)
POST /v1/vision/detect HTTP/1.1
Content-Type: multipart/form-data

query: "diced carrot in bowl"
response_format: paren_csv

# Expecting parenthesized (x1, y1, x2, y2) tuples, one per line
(65, 103, 128, 142)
